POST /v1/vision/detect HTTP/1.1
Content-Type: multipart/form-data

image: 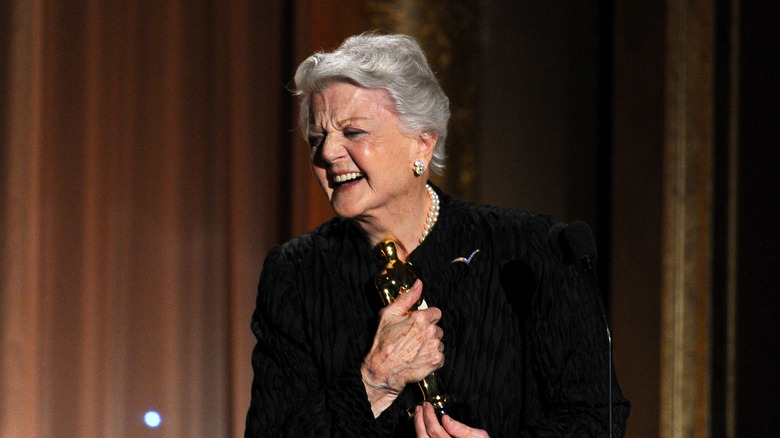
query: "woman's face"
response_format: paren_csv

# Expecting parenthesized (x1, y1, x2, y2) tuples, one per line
(308, 81, 432, 221)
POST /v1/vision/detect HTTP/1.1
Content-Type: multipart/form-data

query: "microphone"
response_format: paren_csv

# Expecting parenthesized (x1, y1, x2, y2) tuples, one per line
(548, 221, 613, 437)
(548, 220, 598, 268)
(563, 220, 598, 267)
(547, 222, 570, 263)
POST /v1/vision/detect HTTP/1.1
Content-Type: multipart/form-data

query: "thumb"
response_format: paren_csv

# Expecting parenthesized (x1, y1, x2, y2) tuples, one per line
(390, 279, 423, 314)
(442, 414, 473, 436)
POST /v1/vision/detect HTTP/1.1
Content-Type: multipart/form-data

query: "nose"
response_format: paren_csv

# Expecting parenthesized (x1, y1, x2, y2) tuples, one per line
(316, 134, 346, 164)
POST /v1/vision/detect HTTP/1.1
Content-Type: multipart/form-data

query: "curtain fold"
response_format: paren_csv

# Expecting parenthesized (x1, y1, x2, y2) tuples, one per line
(0, 1, 292, 436)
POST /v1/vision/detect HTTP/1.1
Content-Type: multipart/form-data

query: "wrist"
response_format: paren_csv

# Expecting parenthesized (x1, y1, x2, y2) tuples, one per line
(361, 362, 400, 417)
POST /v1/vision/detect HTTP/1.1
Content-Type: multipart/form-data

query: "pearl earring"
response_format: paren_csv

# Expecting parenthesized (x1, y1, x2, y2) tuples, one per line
(414, 160, 425, 176)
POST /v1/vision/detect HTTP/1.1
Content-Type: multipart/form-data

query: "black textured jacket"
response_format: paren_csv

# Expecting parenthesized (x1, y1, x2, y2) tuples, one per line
(245, 186, 629, 437)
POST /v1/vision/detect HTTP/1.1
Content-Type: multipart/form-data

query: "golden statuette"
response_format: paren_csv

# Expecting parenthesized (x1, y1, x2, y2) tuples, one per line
(374, 240, 471, 424)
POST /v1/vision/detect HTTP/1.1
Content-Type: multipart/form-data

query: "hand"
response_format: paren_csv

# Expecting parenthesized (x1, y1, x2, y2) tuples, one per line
(414, 402, 490, 438)
(361, 280, 445, 416)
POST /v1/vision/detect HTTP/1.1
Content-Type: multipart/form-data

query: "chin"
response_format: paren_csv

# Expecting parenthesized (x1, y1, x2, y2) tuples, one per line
(327, 187, 365, 219)
(330, 202, 361, 219)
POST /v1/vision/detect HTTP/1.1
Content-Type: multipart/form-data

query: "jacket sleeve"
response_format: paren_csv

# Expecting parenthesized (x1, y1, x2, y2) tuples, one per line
(244, 246, 399, 438)
(520, 224, 630, 437)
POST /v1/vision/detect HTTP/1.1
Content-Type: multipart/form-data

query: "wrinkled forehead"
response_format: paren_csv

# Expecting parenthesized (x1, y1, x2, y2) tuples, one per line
(309, 82, 396, 128)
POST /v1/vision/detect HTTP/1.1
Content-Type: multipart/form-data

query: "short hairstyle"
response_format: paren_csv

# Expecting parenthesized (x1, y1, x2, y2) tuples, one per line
(294, 33, 450, 174)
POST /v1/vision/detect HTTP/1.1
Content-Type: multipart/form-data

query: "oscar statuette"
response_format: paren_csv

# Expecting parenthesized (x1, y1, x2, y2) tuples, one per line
(374, 240, 471, 424)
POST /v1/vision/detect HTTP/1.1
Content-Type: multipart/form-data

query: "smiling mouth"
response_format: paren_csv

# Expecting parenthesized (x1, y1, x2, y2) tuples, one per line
(332, 172, 364, 187)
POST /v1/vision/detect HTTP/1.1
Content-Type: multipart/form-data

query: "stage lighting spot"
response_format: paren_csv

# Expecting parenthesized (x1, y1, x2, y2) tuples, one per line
(144, 411, 162, 428)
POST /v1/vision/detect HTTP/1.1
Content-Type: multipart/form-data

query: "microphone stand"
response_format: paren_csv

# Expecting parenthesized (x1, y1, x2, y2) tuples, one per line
(580, 254, 613, 438)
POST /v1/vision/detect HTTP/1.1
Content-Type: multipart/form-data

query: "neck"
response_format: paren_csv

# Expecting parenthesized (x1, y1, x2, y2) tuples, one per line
(355, 184, 432, 261)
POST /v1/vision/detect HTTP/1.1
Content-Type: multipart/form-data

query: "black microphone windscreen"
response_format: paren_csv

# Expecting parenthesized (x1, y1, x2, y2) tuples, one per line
(564, 220, 598, 262)
(548, 222, 577, 264)
(547, 222, 567, 260)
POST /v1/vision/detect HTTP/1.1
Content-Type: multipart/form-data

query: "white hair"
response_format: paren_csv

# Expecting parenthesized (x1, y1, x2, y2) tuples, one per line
(293, 33, 450, 174)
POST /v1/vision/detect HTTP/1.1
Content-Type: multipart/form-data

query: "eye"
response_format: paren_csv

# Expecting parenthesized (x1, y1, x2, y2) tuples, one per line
(343, 129, 366, 140)
(307, 133, 325, 148)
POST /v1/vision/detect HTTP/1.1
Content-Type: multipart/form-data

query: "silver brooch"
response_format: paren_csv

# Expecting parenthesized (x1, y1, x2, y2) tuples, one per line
(451, 249, 480, 265)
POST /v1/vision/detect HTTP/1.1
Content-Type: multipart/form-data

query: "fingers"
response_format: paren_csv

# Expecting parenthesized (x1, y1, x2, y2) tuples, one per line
(420, 324, 445, 366)
(413, 405, 428, 437)
(442, 413, 490, 438)
(423, 403, 446, 436)
(434, 326, 445, 345)
(414, 403, 449, 438)
(414, 402, 491, 438)
(441, 415, 468, 437)
(403, 310, 445, 369)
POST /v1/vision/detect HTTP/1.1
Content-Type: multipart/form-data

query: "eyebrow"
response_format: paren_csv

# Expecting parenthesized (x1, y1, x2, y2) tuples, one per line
(311, 116, 371, 132)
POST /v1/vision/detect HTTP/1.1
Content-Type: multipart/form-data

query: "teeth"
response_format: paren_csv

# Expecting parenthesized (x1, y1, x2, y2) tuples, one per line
(333, 172, 363, 183)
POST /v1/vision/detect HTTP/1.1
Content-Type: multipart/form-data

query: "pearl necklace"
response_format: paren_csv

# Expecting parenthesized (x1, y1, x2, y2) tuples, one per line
(420, 184, 440, 243)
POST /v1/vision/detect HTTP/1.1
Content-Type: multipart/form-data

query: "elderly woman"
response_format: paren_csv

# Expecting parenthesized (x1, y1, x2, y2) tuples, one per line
(245, 33, 629, 437)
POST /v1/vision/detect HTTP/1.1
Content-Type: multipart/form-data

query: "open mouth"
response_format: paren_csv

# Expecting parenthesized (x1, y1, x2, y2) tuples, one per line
(332, 172, 364, 187)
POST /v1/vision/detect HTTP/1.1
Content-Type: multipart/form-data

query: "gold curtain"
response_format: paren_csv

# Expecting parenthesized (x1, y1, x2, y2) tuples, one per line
(660, 0, 719, 436)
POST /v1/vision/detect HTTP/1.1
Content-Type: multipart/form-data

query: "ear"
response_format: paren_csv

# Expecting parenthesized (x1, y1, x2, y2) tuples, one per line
(413, 132, 437, 163)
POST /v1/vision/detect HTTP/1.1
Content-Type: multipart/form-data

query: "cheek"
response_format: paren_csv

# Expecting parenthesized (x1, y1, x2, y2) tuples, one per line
(311, 165, 331, 194)
(366, 134, 413, 167)
(383, 138, 416, 170)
